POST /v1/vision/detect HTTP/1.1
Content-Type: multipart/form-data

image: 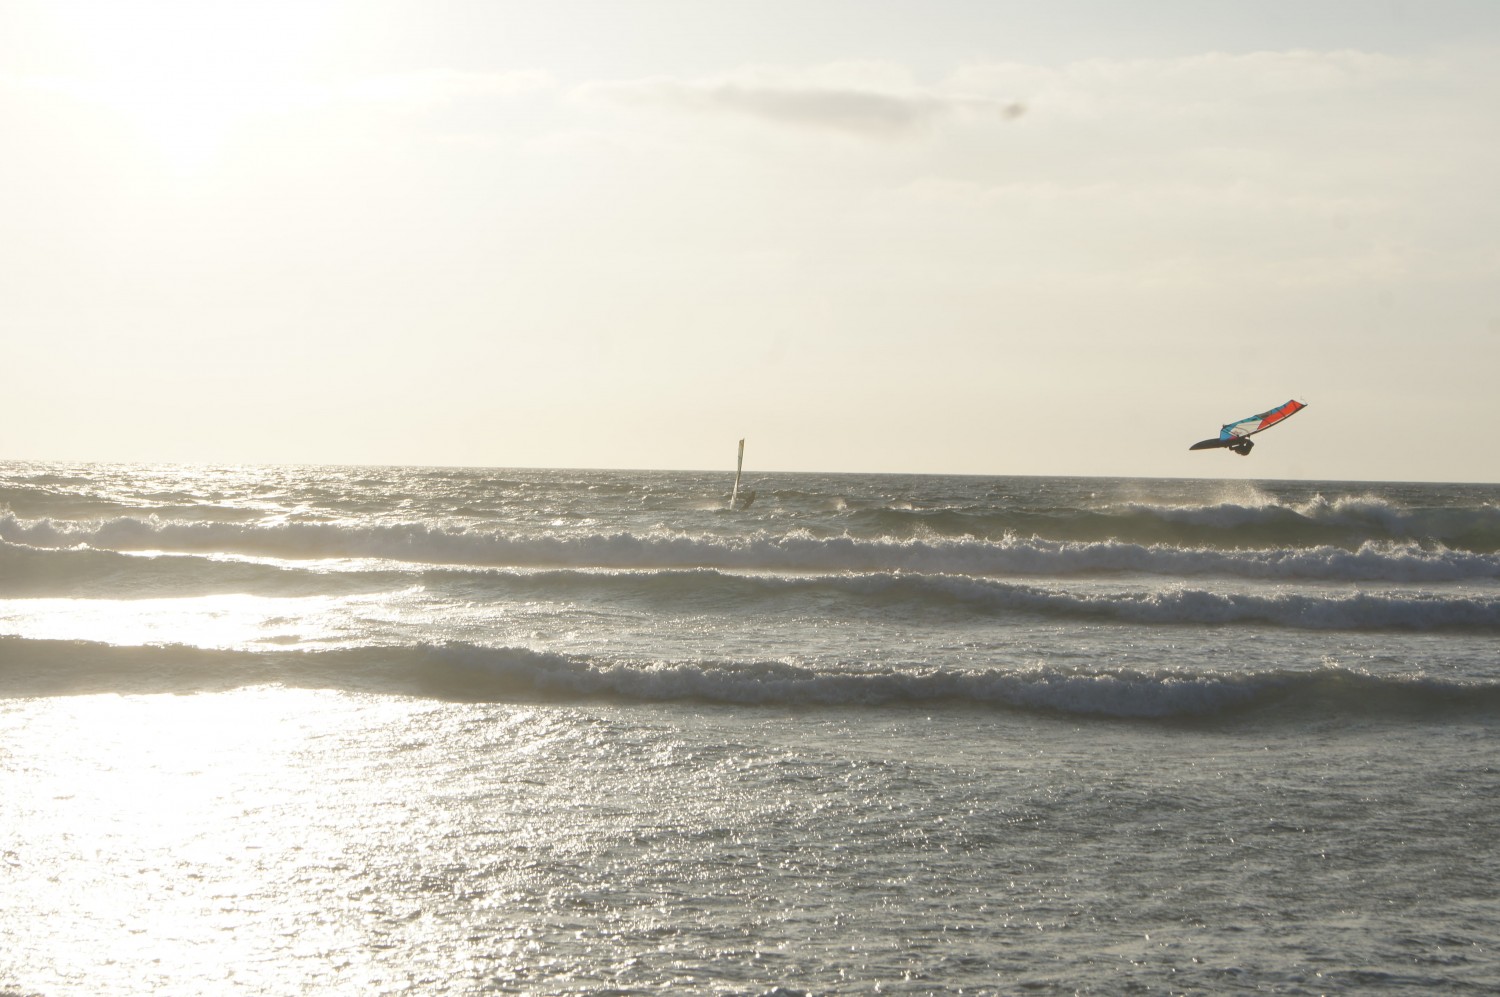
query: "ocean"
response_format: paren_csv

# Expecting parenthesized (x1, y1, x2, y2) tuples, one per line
(2, 461, 1498, 995)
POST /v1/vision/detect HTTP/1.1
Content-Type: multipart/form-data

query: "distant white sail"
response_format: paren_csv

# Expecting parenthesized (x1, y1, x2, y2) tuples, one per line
(729, 439, 756, 510)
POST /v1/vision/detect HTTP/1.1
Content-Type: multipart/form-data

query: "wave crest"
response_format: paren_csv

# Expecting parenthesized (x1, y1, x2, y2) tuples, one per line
(5, 636, 1497, 720)
(5, 514, 1500, 584)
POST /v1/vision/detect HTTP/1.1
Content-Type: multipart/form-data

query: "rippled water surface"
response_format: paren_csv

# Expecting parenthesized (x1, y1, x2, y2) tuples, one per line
(3, 463, 1499, 993)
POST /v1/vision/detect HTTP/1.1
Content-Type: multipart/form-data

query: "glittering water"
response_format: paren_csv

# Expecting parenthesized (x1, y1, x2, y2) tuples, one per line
(3, 462, 1499, 994)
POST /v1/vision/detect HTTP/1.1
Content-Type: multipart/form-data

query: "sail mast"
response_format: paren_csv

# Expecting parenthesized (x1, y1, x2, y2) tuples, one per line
(731, 438, 744, 507)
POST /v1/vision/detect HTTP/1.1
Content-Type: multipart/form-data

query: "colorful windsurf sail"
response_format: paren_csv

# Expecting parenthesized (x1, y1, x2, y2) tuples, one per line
(1190, 399, 1308, 453)
(1219, 399, 1306, 441)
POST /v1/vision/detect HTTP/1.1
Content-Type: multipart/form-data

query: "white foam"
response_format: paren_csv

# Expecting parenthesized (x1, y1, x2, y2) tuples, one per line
(1120, 491, 1500, 543)
(425, 643, 1499, 716)
(4, 513, 1498, 584)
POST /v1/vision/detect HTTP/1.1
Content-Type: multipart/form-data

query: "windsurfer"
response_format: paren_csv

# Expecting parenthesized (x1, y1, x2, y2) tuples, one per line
(1189, 399, 1306, 456)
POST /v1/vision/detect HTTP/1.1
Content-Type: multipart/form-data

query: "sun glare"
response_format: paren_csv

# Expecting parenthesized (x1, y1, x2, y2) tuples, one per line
(49, 1, 338, 175)
(0, 594, 339, 650)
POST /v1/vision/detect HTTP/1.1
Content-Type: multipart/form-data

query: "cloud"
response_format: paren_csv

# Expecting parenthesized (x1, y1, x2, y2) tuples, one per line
(586, 75, 1023, 138)
(580, 48, 1427, 140)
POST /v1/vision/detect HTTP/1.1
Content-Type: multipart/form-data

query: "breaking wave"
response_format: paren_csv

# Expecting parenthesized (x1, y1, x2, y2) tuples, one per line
(5, 636, 1498, 720)
(1106, 492, 1500, 551)
(843, 492, 1500, 551)
(4, 542, 1497, 632)
(5, 515, 1500, 584)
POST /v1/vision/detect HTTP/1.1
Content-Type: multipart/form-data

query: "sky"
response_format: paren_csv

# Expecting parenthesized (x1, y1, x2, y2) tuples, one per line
(2, 0, 1498, 481)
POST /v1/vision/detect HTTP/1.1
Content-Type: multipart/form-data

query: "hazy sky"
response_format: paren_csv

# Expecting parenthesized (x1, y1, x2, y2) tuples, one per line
(3, 1, 1498, 481)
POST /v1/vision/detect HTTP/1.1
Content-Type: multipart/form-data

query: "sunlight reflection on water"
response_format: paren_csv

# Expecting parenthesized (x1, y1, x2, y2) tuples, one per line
(3, 689, 461, 992)
(0, 591, 434, 652)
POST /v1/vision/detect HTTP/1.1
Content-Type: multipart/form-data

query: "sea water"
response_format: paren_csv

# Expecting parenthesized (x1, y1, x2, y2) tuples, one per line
(2, 462, 1498, 994)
